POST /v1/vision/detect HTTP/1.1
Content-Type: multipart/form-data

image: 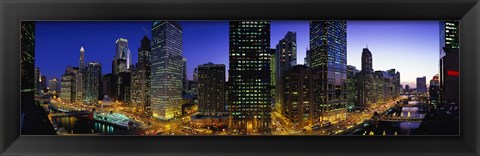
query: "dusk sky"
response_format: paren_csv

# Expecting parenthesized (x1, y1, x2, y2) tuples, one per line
(35, 21, 440, 87)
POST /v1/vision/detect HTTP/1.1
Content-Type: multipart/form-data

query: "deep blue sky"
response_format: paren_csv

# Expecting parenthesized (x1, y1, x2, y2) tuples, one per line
(35, 21, 439, 87)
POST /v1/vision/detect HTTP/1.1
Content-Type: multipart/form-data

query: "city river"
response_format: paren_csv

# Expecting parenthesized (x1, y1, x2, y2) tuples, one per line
(350, 100, 427, 135)
(52, 115, 127, 134)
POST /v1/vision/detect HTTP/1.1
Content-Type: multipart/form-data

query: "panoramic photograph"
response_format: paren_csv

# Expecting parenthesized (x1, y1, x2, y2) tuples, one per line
(20, 20, 459, 135)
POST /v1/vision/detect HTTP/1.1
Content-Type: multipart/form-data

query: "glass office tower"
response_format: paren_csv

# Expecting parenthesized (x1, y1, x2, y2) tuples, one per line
(309, 21, 347, 122)
(150, 21, 183, 120)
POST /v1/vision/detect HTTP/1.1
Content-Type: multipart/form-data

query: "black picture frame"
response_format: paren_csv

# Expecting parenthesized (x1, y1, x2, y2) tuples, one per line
(1, 0, 479, 156)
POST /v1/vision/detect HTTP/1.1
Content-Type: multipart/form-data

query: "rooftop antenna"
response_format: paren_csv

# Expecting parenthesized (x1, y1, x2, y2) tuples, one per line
(142, 27, 148, 36)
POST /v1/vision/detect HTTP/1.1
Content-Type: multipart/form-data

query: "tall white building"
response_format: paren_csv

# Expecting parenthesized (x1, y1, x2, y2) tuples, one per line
(114, 38, 129, 75)
(75, 46, 85, 104)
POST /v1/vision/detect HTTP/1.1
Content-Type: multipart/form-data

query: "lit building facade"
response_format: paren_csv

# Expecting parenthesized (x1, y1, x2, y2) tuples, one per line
(308, 21, 347, 122)
(21, 21, 35, 97)
(275, 32, 297, 114)
(439, 21, 459, 105)
(48, 78, 60, 95)
(387, 69, 401, 98)
(197, 63, 226, 113)
(357, 47, 374, 108)
(60, 66, 78, 103)
(83, 62, 102, 105)
(150, 21, 183, 120)
(268, 48, 276, 109)
(283, 65, 315, 129)
(346, 65, 359, 110)
(76, 46, 85, 104)
(228, 21, 272, 134)
(429, 74, 440, 106)
(373, 71, 390, 104)
(131, 36, 152, 116)
(182, 57, 188, 94)
(114, 38, 129, 75)
(34, 67, 40, 96)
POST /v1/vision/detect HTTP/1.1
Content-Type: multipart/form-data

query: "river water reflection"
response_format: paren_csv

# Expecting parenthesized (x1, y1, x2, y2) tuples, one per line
(52, 116, 127, 134)
(351, 101, 426, 135)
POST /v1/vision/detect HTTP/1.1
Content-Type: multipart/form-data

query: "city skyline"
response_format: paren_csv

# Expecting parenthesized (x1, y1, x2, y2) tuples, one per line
(22, 21, 459, 136)
(35, 21, 439, 88)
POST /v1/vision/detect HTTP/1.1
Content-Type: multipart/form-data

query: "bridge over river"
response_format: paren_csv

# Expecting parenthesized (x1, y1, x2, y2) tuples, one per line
(378, 115, 424, 122)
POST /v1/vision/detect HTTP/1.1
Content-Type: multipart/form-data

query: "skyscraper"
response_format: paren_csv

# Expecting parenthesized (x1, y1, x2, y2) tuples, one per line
(275, 31, 297, 115)
(76, 46, 85, 104)
(60, 66, 77, 103)
(182, 57, 188, 94)
(346, 65, 359, 110)
(48, 78, 60, 95)
(417, 76, 427, 94)
(21, 21, 35, 96)
(150, 21, 183, 120)
(387, 69, 401, 98)
(117, 71, 131, 104)
(228, 21, 271, 134)
(102, 73, 115, 99)
(283, 65, 315, 129)
(41, 75, 47, 93)
(114, 38, 129, 75)
(34, 67, 40, 96)
(429, 74, 440, 106)
(138, 35, 151, 64)
(357, 47, 374, 108)
(83, 62, 102, 105)
(197, 63, 226, 113)
(304, 49, 311, 67)
(308, 21, 347, 122)
(132, 36, 152, 116)
(268, 48, 276, 109)
(439, 21, 459, 105)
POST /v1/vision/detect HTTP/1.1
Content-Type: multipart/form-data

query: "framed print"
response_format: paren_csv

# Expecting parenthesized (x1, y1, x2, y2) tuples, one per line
(1, 0, 479, 155)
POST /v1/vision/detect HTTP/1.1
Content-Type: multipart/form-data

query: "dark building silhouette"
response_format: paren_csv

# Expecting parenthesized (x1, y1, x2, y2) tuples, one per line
(102, 73, 115, 99)
(283, 65, 315, 129)
(21, 21, 35, 98)
(357, 47, 375, 108)
(41, 75, 47, 93)
(198, 63, 226, 113)
(429, 75, 440, 106)
(138, 35, 151, 63)
(21, 21, 56, 135)
(439, 21, 459, 105)
(417, 76, 427, 94)
(275, 32, 297, 115)
(117, 71, 131, 104)
(131, 36, 152, 116)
